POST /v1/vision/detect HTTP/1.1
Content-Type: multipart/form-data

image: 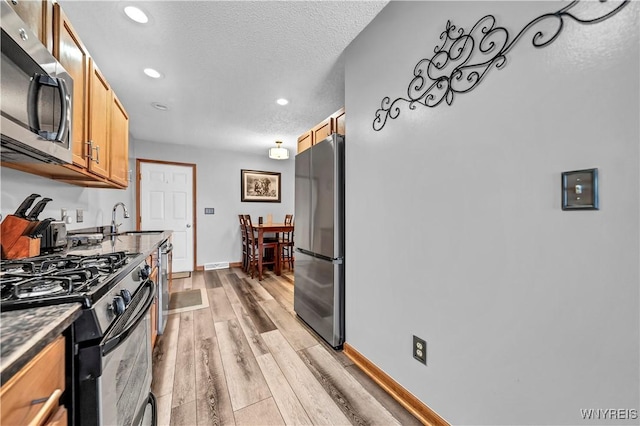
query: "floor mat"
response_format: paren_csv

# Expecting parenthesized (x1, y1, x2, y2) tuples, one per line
(168, 288, 209, 314)
(171, 271, 191, 279)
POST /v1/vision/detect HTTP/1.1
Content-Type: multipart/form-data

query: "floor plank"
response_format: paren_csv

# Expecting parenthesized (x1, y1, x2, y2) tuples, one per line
(190, 272, 206, 289)
(155, 393, 172, 426)
(204, 270, 223, 288)
(243, 277, 274, 302)
(227, 273, 277, 333)
(233, 398, 285, 426)
(256, 353, 313, 425)
(345, 364, 422, 426)
(260, 274, 295, 313)
(152, 313, 181, 397)
(261, 330, 350, 425)
(193, 307, 236, 426)
(260, 299, 317, 351)
(300, 344, 401, 425)
(220, 272, 242, 305)
(214, 319, 272, 411)
(170, 400, 197, 426)
(207, 287, 236, 322)
(171, 312, 196, 408)
(230, 303, 270, 358)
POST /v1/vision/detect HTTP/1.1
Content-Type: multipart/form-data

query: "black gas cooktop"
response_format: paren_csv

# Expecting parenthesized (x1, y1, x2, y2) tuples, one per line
(0, 251, 132, 310)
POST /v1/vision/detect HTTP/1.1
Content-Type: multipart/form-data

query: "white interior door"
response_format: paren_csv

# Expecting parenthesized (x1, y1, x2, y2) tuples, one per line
(139, 162, 194, 272)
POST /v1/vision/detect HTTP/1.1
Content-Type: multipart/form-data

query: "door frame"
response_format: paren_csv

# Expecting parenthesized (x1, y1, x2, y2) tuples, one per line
(136, 158, 197, 272)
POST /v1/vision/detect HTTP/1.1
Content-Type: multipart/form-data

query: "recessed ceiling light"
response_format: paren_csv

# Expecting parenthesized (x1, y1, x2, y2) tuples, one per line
(151, 102, 168, 111)
(143, 68, 162, 79)
(124, 6, 149, 24)
(276, 98, 289, 106)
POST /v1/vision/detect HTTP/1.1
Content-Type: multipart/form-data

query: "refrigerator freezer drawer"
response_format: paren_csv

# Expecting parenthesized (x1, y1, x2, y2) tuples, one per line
(293, 251, 344, 348)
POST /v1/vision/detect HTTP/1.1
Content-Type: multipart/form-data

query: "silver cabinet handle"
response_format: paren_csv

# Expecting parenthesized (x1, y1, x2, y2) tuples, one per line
(86, 141, 93, 161)
(86, 141, 100, 164)
(95, 145, 100, 164)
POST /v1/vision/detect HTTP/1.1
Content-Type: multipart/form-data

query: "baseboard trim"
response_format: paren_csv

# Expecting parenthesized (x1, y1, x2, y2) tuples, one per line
(343, 343, 449, 426)
(229, 262, 242, 268)
(195, 265, 204, 272)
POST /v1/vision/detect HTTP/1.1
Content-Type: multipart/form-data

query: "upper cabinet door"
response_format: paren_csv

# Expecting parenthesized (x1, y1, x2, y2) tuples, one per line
(312, 117, 333, 145)
(87, 60, 111, 179)
(331, 107, 345, 136)
(297, 130, 313, 154)
(109, 94, 129, 187)
(7, 0, 53, 52)
(53, 4, 88, 168)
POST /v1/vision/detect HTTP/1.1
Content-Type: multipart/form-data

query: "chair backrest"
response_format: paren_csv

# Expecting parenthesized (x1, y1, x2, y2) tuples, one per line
(284, 214, 293, 225)
(243, 215, 255, 246)
(282, 214, 294, 243)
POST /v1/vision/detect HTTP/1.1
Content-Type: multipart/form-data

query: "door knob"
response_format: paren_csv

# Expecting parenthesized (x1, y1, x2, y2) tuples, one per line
(186, 224, 191, 228)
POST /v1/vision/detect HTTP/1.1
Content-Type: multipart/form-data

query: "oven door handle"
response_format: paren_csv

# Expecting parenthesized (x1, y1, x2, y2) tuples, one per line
(102, 279, 156, 356)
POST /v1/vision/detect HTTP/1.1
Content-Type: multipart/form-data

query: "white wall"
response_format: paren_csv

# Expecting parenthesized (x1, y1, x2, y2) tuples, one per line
(132, 139, 295, 268)
(345, 2, 639, 425)
(1, 167, 134, 231)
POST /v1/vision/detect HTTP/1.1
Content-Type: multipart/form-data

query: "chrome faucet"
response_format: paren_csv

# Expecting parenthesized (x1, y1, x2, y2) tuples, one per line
(111, 202, 130, 234)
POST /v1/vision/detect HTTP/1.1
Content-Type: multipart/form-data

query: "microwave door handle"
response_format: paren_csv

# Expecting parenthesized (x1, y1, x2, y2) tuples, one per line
(26, 74, 69, 142)
(53, 78, 69, 143)
(27, 74, 41, 135)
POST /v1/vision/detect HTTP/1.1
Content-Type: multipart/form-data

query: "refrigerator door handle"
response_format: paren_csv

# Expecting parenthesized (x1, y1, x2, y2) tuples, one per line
(296, 248, 343, 264)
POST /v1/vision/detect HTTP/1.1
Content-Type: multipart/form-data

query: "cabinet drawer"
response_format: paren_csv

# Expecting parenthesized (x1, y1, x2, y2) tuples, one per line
(0, 336, 65, 426)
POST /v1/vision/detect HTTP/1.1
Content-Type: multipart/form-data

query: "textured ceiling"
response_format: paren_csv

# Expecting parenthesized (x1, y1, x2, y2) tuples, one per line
(57, 1, 388, 156)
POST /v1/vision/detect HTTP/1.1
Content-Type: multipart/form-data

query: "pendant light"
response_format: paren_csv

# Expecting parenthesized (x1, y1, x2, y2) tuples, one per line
(268, 141, 289, 160)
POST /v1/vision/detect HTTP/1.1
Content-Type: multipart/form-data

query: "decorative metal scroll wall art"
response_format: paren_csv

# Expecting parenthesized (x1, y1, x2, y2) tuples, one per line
(372, 0, 629, 131)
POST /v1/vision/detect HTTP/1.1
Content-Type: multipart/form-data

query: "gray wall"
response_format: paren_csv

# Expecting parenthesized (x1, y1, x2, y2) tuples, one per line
(132, 139, 295, 268)
(345, 2, 639, 425)
(1, 168, 134, 230)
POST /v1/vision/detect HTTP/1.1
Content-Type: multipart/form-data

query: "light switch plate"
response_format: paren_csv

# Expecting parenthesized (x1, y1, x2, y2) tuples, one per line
(204, 208, 215, 215)
(562, 168, 599, 210)
(76, 209, 84, 223)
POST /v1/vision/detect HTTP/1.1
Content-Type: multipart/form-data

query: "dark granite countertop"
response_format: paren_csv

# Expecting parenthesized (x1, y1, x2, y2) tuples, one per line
(0, 303, 82, 385)
(0, 231, 171, 385)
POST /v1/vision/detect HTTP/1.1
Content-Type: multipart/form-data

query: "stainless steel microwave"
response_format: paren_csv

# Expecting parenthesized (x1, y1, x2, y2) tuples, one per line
(0, 0, 73, 164)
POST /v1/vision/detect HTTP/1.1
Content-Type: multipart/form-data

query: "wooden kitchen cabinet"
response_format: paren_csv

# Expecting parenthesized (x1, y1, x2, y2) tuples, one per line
(7, 0, 53, 53)
(297, 131, 313, 154)
(2, 2, 129, 189)
(87, 60, 111, 179)
(109, 94, 129, 187)
(332, 107, 346, 136)
(312, 116, 333, 145)
(53, 3, 89, 169)
(297, 107, 345, 154)
(0, 336, 66, 426)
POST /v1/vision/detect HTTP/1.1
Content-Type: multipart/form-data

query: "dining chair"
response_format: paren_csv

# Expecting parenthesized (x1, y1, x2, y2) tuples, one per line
(280, 215, 294, 271)
(238, 214, 249, 272)
(244, 215, 279, 280)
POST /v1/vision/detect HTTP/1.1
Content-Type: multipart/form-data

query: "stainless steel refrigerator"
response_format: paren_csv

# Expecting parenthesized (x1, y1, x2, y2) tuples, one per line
(294, 133, 345, 348)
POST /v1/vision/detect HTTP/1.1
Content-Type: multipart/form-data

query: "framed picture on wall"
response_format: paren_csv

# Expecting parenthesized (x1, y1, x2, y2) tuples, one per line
(241, 169, 281, 202)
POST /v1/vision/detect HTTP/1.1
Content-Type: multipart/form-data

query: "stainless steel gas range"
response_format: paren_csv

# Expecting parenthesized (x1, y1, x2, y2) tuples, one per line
(0, 250, 157, 426)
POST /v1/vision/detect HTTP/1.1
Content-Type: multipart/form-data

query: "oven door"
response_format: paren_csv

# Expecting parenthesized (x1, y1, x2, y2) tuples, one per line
(78, 279, 157, 426)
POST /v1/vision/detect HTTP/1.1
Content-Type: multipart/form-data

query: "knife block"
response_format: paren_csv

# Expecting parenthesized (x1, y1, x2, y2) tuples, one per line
(0, 216, 34, 259)
(3, 236, 40, 259)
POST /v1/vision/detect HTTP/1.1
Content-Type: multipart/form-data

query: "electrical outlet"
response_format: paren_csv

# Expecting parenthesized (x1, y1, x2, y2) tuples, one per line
(413, 335, 427, 365)
(76, 209, 84, 223)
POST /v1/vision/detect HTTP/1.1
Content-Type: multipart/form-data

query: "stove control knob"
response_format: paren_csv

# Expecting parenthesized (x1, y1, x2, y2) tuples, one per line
(120, 289, 132, 305)
(139, 265, 151, 280)
(112, 296, 126, 316)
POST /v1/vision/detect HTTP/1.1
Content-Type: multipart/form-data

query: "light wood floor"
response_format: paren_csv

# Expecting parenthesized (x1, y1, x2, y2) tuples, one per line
(151, 268, 420, 425)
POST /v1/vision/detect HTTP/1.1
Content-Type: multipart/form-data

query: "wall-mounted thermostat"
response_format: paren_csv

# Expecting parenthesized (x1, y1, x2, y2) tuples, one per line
(561, 168, 598, 210)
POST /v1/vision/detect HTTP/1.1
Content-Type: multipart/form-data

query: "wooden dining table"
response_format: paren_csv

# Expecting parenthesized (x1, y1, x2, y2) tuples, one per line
(251, 222, 294, 280)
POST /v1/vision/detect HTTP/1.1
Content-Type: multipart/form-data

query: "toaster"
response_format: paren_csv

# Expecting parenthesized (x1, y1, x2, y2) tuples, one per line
(41, 221, 67, 252)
